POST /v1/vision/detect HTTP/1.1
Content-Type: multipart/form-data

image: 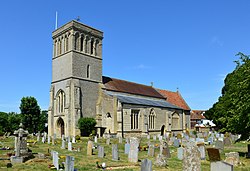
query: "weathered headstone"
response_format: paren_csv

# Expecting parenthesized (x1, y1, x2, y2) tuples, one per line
(87, 141, 93, 155)
(98, 146, 104, 158)
(215, 140, 224, 153)
(197, 143, 206, 160)
(65, 156, 74, 171)
(211, 161, 233, 171)
(72, 136, 76, 143)
(155, 154, 167, 167)
(148, 144, 154, 157)
(141, 159, 152, 171)
(177, 147, 184, 160)
(61, 140, 65, 149)
(128, 137, 139, 163)
(112, 144, 119, 161)
(62, 134, 65, 140)
(159, 136, 163, 141)
(125, 143, 130, 154)
(162, 143, 171, 158)
(42, 136, 46, 143)
(52, 151, 59, 170)
(224, 137, 232, 146)
(68, 142, 72, 151)
(94, 136, 98, 143)
(153, 135, 156, 141)
(182, 141, 201, 171)
(67, 136, 71, 143)
(118, 137, 122, 144)
(225, 152, 240, 166)
(147, 135, 150, 140)
(173, 139, 180, 147)
(106, 137, 110, 145)
(207, 148, 221, 161)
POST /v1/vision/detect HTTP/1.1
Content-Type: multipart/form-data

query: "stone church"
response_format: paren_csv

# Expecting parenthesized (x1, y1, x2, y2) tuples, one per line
(48, 20, 191, 138)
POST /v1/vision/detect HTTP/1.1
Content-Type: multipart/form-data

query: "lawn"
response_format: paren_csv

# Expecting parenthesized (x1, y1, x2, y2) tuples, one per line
(0, 136, 249, 171)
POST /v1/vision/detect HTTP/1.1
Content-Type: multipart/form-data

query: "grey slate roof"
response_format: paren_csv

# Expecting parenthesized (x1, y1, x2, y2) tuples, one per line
(106, 91, 182, 109)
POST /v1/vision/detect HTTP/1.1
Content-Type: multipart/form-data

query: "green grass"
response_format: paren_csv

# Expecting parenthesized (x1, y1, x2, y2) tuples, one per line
(0, 136, 249, 171)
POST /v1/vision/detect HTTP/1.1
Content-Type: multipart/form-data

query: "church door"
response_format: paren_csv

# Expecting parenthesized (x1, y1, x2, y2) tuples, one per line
(57, 117, 65, 137)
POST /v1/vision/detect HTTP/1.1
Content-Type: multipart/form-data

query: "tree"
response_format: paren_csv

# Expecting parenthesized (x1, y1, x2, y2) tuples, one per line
(19, 96, 41, 133)
(7, 112, 22, 132)
(0, 112, 8, 135)
(205, 52, 250, 139)
(78, 117, 96, 136)
(37, 110, 48, 132)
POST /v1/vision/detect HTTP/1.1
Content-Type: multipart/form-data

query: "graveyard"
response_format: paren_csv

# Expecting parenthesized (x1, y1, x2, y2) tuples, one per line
(0, 131, 250, 171)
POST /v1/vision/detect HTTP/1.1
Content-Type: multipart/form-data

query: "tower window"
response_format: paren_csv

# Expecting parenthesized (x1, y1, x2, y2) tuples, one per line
(87, 65, 90, 78)
(56, 90, 66, 113)
(91, 38, 94, 55)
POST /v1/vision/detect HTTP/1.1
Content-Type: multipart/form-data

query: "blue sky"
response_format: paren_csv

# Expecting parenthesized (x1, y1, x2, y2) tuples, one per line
(1, 1, 250, 113)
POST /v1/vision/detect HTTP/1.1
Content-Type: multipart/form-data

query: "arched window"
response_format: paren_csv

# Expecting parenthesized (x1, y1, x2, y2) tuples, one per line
(149, 108, 156, 129)
(54, 40, 57, 57)
(131, 109, 140, 130)
(90, 38, 94, 55)
(172, 112, 180, 130)
(65, 35, 69, 52)
(80, 36, 84, 51)
(87, 65, 90, 78)
(74, 32, 80, 51)
(85, 36, 90, 54)
(56, 90, 66, 113)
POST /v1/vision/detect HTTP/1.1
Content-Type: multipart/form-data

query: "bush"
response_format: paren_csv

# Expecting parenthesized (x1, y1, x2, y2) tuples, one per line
(78, 117, 96, 137)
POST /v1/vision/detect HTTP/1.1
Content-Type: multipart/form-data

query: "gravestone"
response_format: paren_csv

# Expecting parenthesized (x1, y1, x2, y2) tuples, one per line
(48, 136, 51, 144)
(162, 142, 171, 158)
(10, 123, 32, 164)
(61, 140, 65, 149)
(173, 139, 180, 147)
(94, 136, 98, 143)
(159, 136, 163, 141)
(197, 143, 206, 160)
(68, 136, 71, 143)
(68, 142, 72, 151)
(62, 134, 65, 140)
(98, 146, 104, 158)
(37, 132, 40, 142)
(65, 156, 75, 171)
(42, 136, 46, 143)
(106, 137, 110, 145)
(215, 140, 224, 153)
(72, 136, 76, 143)
(118, 137, 122, 144)
(147, 135, 150, 140)
(224, 137, 232, 146)
(207, 148, 221, 161)
(52, 151, 59, 170)
(141, 159, 152, 171)
(208, 137, 214, 144)
(87, 141, 93, 155)
(225, 152, 240, 166)
(148, 144, 154, 157)
(177, 147, 184, 160)
(155, 154, 167, 167)
(126, 137, 130, 144)
(52, 137, 55, 145)
(125, 143, 130, 154)
(128, 137, 139, 163)
(112, 144, 119, 161)
(153, 135, 156, 140)
(211, 161, 233, 171)
(182, 141, 201, 171)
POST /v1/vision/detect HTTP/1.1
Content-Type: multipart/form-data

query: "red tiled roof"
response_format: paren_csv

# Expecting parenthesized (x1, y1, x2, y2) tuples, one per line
(102, 76, 165, 99)
(190, 110, 206, 119)
(157, 89, 191, 111)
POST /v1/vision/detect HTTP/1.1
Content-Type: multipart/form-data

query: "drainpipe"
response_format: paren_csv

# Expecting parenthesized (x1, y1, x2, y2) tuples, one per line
(121, 103, 124, 138)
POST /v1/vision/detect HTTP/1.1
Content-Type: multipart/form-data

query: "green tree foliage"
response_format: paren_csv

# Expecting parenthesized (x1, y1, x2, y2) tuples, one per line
(38, 110, 48, 132)
(205, 52, 250, 139)
(0, 112, 8, 135)
(78, 117, 97, 136)
(7, 112, 22, 132)
(19, 96, 41, 133)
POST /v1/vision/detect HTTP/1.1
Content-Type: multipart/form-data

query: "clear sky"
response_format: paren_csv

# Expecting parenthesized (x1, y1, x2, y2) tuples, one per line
(1, 1, 250, 113)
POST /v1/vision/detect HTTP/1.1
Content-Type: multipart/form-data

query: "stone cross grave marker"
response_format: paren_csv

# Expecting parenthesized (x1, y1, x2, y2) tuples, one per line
(182, 141, 201, 171)
(177, 147, 184, 160)
(98, 146, 104, 158)
(52, 151, 59, 170)
(128, 137, 139, 163)
(141, 159, 152, 171)
(211, 161, 233, 171)
(65, 156, 75, 171)
(148, 144, 154, 157)
(112, 144, 119, 161)
(87, 141, 93, 155)
(207, 148, 221, 161)
(125, 143, 130, 154)
(68, 142, 72, 151)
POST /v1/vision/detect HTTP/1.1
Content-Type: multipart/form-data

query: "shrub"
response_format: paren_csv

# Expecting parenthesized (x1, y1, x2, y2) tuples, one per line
(78, 117, 96, 137)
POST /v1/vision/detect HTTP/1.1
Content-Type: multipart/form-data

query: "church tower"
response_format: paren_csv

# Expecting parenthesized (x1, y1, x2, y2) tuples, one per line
(48, 20, 103, 138)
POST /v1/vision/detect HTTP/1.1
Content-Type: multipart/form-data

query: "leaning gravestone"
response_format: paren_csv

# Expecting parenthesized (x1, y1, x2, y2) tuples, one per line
(65, 156, 75, 171)
(112, 144, 119, 161)
(128, 137, 139, 163)
(98, 146, 104, 158)
(141, 159, 152, 171)
(182, 141, 201, 171)
(211, 161, 233, 171)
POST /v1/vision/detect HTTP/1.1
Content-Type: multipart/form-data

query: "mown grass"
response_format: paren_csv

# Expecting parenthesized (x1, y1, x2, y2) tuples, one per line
(0, 136, 249, 171)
